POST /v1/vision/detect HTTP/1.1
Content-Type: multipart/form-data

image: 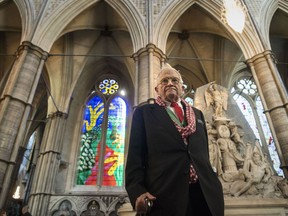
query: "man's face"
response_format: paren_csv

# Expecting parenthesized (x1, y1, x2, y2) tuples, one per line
(155, 68, 184, 102)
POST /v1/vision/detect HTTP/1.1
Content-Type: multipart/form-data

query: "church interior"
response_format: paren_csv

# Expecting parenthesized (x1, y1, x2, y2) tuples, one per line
(0, 0, 288, 215)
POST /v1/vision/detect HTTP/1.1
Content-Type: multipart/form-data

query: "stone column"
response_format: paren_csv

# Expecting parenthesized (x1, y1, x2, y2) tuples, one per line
(132, 43, 166, 105)
(247, 50, 288, 178)
(28, 111, 67, 215)
(0, 41, 48, 208)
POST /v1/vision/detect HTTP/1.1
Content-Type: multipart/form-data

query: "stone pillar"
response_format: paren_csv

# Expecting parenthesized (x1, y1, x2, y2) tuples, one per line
(0, 41, 48, 208)
(247, 50, 288, 178)
(28, 111, 67, 215)
(132, 43, 166, 105)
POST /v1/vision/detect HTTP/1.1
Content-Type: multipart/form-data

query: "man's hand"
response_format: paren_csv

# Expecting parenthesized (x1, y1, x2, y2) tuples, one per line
(135, 192, 156, 214)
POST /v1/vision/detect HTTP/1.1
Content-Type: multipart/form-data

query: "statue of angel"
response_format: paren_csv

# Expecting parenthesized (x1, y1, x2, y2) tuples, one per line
(205, 82, 228, 118)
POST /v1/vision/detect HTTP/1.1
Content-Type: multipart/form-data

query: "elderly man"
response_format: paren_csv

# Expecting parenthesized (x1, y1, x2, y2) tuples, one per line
(125, 64, 224, 216)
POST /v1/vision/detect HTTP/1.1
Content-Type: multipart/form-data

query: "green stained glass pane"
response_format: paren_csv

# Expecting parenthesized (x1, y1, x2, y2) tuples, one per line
(103, 96, 126, 186)
(77, 96, 104, 185)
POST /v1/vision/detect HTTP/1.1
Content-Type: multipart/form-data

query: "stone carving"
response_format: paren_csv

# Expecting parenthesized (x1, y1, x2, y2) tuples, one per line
(205, 82, 228, 118)
(49, 195, 129, 215)
(228, 121, 244, 148)
(216, 121, 245, 182)
(230, 143, 273, 197)
(81, 200, 104, 216)
(207, 122, 222, 174)
(277, 178, 288, 198)
(195, 83, 287, 199)
(52, 200, 77, 216)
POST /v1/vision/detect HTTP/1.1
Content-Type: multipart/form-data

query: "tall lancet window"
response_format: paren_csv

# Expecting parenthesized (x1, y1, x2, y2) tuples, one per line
(77, 77, 127, 186)
(182, 77, 195, 106)
(231, 75, 283, 176)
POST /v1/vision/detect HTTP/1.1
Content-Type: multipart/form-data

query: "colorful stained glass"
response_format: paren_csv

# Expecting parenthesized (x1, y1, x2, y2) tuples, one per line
(103, 97, 126, 186)
(76, 95, 127, 186)
(256, 97, 283, 176)
(77, 96, 104, 185)
(98, 79, 119, 95)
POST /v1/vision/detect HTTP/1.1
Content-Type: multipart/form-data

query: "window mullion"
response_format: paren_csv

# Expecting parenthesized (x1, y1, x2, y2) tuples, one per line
(97, 100, 109, 186)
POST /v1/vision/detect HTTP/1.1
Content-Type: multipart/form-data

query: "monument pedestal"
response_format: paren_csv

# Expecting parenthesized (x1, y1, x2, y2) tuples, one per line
(117, 203, 136, 216)
(118, 198, 288, 216)
(225, 198, 288, 216)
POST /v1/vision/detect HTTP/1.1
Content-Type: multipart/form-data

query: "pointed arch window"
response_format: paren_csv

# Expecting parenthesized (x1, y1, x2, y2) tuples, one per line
(77, 76, 127, 186)
(231, 76, 283, 176)
(182, 78, 195, 105)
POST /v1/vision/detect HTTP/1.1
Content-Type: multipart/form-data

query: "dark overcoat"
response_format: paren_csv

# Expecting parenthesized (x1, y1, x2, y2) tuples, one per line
(125, 103, 224, 216)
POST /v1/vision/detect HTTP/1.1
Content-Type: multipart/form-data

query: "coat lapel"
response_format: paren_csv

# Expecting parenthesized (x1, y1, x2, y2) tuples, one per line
(149, 104, 186, 148)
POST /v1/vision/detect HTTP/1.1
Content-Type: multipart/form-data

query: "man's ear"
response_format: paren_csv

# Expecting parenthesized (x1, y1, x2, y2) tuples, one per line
(155, 86, 158, 93)
(181, 86, 185, 94)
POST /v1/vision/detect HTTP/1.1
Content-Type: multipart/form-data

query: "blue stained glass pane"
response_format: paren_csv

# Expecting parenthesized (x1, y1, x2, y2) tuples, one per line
(82, 96, 104, 133)
(103, 96, 127, 186)
(98, 79, 119, 95)
(77, 96, 104, 185)
(185, 97, 194, 106)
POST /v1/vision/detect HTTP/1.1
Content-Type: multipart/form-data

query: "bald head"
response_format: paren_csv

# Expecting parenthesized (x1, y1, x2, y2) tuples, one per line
(155, 63, 185, 102)
(156, 63, 183, 85)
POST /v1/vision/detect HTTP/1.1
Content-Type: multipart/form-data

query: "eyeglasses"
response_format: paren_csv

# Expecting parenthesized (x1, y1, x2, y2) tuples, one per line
(159, 77, 181, 85)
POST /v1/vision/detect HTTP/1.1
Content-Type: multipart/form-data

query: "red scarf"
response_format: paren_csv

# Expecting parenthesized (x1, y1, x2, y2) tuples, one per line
(155, 96, 196, 144)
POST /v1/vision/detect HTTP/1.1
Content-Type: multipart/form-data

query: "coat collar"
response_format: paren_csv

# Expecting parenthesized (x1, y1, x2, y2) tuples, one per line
(148, 104, 187, 148)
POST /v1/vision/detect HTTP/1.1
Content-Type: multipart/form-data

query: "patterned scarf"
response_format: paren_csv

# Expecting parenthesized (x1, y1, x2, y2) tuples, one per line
(155, 96, 196, 144)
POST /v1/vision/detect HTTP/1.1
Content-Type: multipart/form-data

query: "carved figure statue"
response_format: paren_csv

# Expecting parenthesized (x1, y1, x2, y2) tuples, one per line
(216, 124, 244, 182)
(205, 83, 228, 118)
(231, 144, 273, 197)
(277, 178, 288, 198)
(206, 122, 222, 175)
(228, 121, 245, 149)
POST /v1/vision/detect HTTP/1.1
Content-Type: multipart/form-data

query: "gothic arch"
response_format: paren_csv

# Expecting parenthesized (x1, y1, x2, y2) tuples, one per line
(30, 0, 99, 51)
(279, 0, 288, 13)
(154, 0, 265, 59)
(106, 0, 147, 51)
(257, 0, 279, 50)
(14, 0, 146, 53)
(13, 0, 35, 41)
(154, 0, 196, 51)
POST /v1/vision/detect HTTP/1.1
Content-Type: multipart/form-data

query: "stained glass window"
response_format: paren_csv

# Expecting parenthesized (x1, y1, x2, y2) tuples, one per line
(77, 96, 104, 185)
(185, 97, 193, 106)
(183, 79, 194, 105)
(232, 94, 260, 140)
(77, 78, 127, 187)
(255, 96, 283, 176)
(103, 97, 126, 186)
(98, 79, 119, 95)
(231, 76, 283, 176)
(236, 77, 257, 95)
